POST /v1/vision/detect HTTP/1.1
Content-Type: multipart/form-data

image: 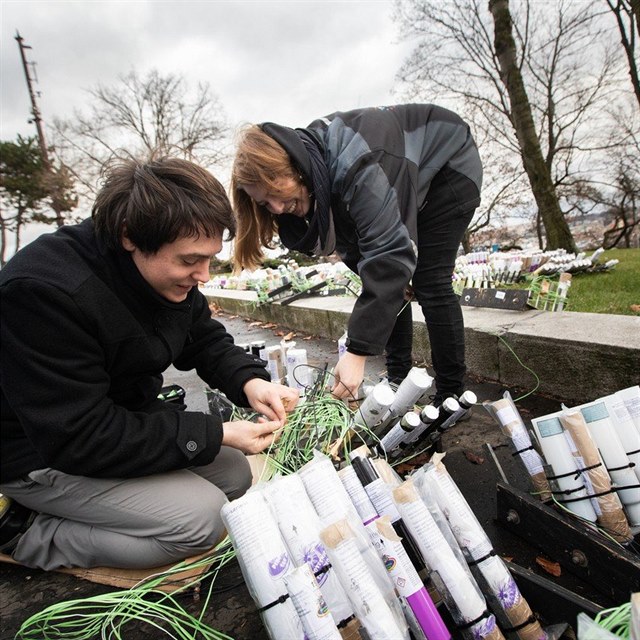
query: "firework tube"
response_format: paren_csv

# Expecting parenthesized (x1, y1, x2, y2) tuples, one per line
(338, 465, 379, 526)
(605, 391, 640, 483)
(573, 400, 640, 525)
(400, 405, 440, 450)
(387, 367, 434, 420)
(220, 490, 305, 639)
(392, 480, 504, 640)
(418, 461, 547, 640)
(367, 516, 451, 640)
(484, 395, 552, 501)
(616, 385, 640, 432)
(530, 413, 597, 521)
(353, 382, 395, 430)
(375, 412, 422, 457)
(421, 398, 460, 447)
(283, 564, 342, 640)
(320, 519, 409, 640)
(438, 391, 477, 431)
(559, 411, 632, 542)
(264, 474, 355, 624)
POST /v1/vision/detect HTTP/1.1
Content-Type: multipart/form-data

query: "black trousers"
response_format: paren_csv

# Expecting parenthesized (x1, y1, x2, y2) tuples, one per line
(385, 165, 480, 397)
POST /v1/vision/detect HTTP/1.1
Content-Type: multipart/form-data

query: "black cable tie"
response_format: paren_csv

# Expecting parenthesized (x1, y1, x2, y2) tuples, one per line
(256, 593, 289, 613)
(512, 445, 535, 457)
(337, 614, 356, 629)
(626, 450, 639, 457)
(467, 549, 496, 567)
(550, 484, 587, 497)
(607, 462, 636, 473)
(546, 463, 600, 481)
(314, 563, 332, 578)
(501, 614, 537, 633)
(458, 609, 492, 630)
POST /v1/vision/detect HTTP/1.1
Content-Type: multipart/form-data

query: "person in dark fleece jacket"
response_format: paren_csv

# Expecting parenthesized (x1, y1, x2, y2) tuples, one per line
(0, 157, 299, 570)
(231, 104, 483, 403)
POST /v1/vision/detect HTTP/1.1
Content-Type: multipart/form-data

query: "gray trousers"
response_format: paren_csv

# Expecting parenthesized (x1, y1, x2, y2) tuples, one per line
(0, 446, 252, 571)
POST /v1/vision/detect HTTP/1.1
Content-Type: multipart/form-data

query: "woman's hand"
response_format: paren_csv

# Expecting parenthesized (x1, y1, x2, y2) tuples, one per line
(331, 352, 367, 400)
(222, 418, 282, 454)
(243, 378, 299, 425)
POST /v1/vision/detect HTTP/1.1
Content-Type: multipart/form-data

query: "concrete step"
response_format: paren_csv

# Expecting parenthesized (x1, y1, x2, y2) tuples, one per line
(203, 288, 640, 404)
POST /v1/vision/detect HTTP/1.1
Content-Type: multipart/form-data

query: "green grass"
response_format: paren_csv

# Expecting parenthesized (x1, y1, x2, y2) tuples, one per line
(565, 248, 640, 316)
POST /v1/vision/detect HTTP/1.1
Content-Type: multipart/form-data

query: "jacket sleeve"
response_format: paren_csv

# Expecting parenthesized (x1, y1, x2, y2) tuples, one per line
(0, 278, 224, 479)
(173, 292, 270, 407)
(340, 156, 417, 355)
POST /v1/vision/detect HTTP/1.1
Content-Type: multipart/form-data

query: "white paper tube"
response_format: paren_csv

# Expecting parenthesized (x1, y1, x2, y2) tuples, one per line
(605, 392, 640, 483)
(439, 391, 477, 431)
(320, 519, 409, 640)
(530, 414, 597, 521)
(283, 564, 342, 640)
(574, 400, 640, 525)
(616, 385, 640, 432)
(388, 367, 434, 419)
(392, 480, 501, 640)
(403, 405, 440, 446)
(264, 474, 355, 624)
(377, 412, 422, 456)
(286, 348, 310, 391)
(338, 465, 379, 525)
(220, 490, 304, 639)
(418, 463, 548, 640)
(484, 396, 551, 501)
(353, 382, 395, 429)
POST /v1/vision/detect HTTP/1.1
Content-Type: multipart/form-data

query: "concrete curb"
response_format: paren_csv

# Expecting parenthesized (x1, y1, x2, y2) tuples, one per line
(203, 288, 640, 404)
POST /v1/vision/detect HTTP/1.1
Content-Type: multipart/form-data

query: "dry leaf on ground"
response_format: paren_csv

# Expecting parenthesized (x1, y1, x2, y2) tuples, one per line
(464, 450, 485, 465)
(535, 556, 561, 577)
(630, 304, 640, 313)
(283, 331, 296, 341)
(249, 321, 263, 327)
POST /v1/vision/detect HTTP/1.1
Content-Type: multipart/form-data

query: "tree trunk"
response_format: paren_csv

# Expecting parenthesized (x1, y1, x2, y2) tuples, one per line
(489, 0, 577, 252)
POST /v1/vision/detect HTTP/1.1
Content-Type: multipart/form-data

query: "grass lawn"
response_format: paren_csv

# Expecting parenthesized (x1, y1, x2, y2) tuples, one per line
(564, 248, 640, 316)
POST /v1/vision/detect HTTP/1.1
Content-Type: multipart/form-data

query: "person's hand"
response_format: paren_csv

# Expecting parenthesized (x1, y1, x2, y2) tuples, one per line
(222, 418, 282, 454)
(243, 378, 299, 425)
(331, 352, 367, 400)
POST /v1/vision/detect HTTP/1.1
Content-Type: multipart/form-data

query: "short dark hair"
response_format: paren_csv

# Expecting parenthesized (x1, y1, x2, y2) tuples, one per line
(92, 157, 235, 253)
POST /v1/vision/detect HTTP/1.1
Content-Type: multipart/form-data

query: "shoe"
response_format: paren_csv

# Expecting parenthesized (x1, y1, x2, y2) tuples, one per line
(428, 392, 459, 408)
(0, 495, 36, 555)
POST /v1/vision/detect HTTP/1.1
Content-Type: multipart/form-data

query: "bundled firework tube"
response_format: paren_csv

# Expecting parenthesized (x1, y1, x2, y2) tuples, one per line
(418, 462, 547, 640)
(397, 405, 440, 454)
(573, 400, 640, 525)
(298, 452, 371, 549)
(350, 453, 426, 574)
(220, 490, 305, 639)
(604, 391, 640, 483)
(283, 564, 342, 640)
(416, 397, 460, 447)
(616, 385, 640, 431)
(264, 474, 355, 624)
(375, 412, 422, 457)
(484, 396, 552, 502)
(386, 367, 434, 421)
(392, 480, 504, 640)
(558, 411, 632, 542)
(352, 382, 395, 430)
(338, 465, 380, 526)
(530, 414, 598, 521)
(366, 516, 451, 640)
(320, 519, 410, 640)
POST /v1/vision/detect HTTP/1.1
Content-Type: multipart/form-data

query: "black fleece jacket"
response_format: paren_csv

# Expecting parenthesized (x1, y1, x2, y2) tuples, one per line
(0, 219, 270, 483)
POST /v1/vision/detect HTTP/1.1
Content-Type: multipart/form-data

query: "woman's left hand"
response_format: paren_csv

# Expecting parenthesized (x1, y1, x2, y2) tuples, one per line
(243, 378, 299, 425)
(331, 352, 367, 400)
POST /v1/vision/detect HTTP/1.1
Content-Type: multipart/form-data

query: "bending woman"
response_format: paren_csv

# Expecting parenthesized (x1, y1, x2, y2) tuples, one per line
(231, 104, 482, 403)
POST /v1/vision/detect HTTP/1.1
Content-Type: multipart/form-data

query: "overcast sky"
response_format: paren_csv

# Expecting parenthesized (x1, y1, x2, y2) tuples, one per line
(1, 0, 413, 142)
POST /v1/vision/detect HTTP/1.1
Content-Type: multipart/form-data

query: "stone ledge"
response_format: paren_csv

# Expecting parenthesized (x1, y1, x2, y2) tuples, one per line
(203, 288, 640, 404)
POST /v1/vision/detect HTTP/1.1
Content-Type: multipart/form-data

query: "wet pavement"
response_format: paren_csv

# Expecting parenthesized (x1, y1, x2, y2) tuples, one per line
(0, 308, 634, 640)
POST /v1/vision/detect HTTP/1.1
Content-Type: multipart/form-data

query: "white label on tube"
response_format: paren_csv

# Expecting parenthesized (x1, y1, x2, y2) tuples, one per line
(339, 466, 378, 524)
(364, 478, 401, 522)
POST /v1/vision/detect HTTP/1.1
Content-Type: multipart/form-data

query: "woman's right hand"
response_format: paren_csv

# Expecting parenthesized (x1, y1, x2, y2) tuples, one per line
(221, 418, 282, 454)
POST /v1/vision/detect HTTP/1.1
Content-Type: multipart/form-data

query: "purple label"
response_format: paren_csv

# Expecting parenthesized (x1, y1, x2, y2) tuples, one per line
(498, 577, 520, 609)
(268, 553, 290, 578)
(303, 543, 330, 586)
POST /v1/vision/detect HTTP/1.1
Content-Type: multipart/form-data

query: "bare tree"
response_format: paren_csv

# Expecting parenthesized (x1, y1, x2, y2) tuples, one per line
(394, 0, 627, 251)
(605, 0, 640, 108)
(53, 69, 229, 200)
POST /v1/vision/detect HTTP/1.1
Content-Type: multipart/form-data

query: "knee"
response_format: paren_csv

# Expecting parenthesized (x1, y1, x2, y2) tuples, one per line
(223, 452, 253, 501)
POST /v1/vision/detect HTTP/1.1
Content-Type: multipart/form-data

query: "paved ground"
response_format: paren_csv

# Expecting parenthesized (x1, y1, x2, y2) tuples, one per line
(0, 309, 634, 640)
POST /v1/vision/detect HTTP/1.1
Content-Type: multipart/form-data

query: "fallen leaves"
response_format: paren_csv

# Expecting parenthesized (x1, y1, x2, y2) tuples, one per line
(464, 450, 485, 465)
(631, 304, 640, 313)
(535, 556, 562, 577)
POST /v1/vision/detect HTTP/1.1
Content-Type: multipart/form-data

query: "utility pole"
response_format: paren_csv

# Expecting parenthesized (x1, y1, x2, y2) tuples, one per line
(15, 31, 64, 227)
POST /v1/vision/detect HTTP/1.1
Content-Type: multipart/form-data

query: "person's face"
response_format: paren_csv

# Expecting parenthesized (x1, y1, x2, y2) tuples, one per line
(122, 233, 222, 303)
(242, 177, 311, 218)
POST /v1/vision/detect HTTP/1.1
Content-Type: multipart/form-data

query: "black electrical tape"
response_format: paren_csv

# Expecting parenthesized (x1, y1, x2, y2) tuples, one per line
(457, 609, 491, 630)
(314, 563, 332, 578)
(501, 614, 537, 632)
(607, 462, 636, 472)
(512, 445, 534, 456)
(467, 549, 496, 567)
(337, 615, 356, 629)
(256, 593, 289, 613)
